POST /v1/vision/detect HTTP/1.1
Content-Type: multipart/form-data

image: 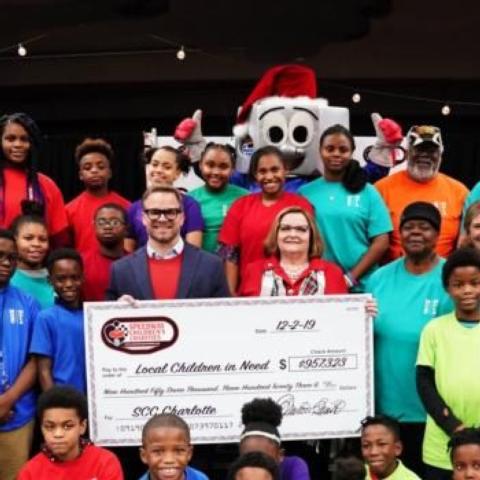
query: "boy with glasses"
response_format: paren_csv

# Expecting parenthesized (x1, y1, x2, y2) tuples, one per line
(82, 203, 128, 301)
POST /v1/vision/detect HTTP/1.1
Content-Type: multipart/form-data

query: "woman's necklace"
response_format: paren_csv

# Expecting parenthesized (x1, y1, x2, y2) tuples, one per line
(280, 261, 309, 280)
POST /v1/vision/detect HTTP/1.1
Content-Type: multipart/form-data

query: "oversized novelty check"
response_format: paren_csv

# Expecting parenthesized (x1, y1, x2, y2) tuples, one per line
(84, 295, 373, 446)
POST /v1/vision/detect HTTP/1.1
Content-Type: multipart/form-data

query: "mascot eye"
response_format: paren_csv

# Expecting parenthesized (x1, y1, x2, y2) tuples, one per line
(261, 112, 288, 145)
(292, 126, 308, 143)
(269, 126, 284, 143)
(289, 111, 314, 147)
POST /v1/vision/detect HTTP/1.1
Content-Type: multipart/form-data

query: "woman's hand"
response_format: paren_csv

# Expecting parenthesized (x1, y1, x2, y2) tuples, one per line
(365, 298, 378, 318)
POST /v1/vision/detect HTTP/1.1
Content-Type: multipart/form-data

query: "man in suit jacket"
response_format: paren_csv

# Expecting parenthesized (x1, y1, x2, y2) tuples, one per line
(106, 186, 230, 300)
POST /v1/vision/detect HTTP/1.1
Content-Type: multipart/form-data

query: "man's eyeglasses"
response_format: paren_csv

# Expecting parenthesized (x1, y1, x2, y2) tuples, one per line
(0, 252, 18, 264)
(95, 218, 125, 228)
(278, 224, 309, 233)
(143, 208, 182, 221)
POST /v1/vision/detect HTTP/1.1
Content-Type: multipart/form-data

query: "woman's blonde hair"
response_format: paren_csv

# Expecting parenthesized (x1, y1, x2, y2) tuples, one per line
(462, 201, 480, 248)
(263, 206, 323, 259)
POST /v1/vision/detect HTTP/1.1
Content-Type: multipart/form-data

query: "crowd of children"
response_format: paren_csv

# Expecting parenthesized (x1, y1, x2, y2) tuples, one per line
(14, 386, 480, 480)
(1, 109, 480, 479)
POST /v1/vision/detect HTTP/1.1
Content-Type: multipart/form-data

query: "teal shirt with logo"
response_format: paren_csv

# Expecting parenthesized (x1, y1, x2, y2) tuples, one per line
(299, 178, 392, 291)
(366, 258, 453, 422)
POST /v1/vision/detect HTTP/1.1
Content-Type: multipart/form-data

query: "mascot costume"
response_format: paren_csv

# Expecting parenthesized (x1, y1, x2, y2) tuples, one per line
(169, 64, 405, 190)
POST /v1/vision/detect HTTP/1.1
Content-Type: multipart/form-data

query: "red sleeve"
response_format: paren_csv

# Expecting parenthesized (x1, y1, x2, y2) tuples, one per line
(218, 196, 247, 247)
(238, 260, 264, 296)
(297, 194, 313, 215)
(112, 193, 131, 210)
(322, 260, 348, 294)
(95, 448, 125, 480)
(17, 467, 31, 480)
(39, 174, 69, 237)
(284, 192, 313, 215)
(101, 454, 124, 480)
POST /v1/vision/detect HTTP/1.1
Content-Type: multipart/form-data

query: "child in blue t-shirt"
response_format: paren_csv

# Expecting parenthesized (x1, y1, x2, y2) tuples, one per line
(30, 248, 86, 393)
(138, 413, 209, 480)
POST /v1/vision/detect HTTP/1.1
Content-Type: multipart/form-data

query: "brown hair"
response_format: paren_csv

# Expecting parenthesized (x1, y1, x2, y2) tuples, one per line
(263, 206, 323, 259)
(141, 185, 183, 210)
(143, 146, 191, 174)
(462, 201, 480, 247)
(75, 137, 114, 165)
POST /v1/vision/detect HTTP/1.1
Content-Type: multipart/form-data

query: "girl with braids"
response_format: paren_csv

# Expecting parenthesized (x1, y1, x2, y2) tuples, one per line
(126, 145, 204, 250)
(190, 143, 248, 252)
(0, 113, 68, 246)
(10, 206, 55, 309)
(239, 398, 310, 480)
(299, 124, 392, 292)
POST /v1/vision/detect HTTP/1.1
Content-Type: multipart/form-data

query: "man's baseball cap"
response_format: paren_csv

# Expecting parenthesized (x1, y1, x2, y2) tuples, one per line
(407, 125, 444, 153)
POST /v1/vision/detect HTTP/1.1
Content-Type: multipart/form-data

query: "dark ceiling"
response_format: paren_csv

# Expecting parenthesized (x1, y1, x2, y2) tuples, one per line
(0, 0, 479, 128)
(1, 0, 479, 195)
(1, 0, 478, 88)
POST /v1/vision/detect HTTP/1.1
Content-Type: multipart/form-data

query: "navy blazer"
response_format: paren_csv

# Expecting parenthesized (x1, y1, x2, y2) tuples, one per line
(106, 244, 230, 300)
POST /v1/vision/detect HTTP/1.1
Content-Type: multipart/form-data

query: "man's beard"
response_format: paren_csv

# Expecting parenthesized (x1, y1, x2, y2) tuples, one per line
(407, 161, 438, 182)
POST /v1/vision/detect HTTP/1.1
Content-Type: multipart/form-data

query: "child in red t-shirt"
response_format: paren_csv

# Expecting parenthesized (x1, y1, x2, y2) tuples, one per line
(82, 203, 128, 301)
(0, 112, 69, 246)
(65, 137, 130, 254)
(17, 385, 124, 479)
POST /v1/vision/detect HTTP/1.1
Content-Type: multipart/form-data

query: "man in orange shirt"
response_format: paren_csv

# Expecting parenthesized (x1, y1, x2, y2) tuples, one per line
(375, 125, 468, 261)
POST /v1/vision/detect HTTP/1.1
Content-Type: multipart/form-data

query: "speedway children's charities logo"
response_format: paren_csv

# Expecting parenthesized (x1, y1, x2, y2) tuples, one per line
(101, 317, 179, 354)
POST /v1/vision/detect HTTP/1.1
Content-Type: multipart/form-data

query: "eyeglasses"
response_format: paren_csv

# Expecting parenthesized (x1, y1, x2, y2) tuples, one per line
(278, 224, 309, 233)
(143, 208, 182, 221)
(0, 252, 18, 264)
(95, 218, 125, 228)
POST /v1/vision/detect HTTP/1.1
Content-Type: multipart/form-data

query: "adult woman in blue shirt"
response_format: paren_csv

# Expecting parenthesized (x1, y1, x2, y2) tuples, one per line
(299, 124, 392, 291)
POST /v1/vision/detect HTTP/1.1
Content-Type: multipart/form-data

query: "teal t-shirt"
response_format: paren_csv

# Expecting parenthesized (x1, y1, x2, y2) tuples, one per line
(299, 178, 392, 291)
(10, 268, 55, 310)
(190, 184, 248, 252)
(463, 181, 480, 213)
(366, 258, 453, 422)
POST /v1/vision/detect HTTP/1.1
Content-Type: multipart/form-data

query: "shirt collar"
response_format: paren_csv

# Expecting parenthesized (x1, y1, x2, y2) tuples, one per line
(147, 237, 184, 260)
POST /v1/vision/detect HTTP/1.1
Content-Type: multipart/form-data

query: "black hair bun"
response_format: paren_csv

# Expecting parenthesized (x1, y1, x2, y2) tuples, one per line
(21, 199, 45, 217)
(342, 159, 367, 193)
(241, 398, 282, 427)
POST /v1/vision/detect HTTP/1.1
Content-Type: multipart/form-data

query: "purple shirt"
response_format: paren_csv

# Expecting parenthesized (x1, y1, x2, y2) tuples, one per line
(127, 194, 204, 247)
(280, 456, 310, 480)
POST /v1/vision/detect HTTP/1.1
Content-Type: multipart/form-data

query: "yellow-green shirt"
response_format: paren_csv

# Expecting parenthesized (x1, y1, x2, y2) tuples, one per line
(365, 460, 421, 479)
(417, 312, 480, 469)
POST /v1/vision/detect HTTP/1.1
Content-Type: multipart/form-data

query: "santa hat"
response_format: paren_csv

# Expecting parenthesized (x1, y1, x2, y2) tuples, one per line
(234, 64, 317, 136)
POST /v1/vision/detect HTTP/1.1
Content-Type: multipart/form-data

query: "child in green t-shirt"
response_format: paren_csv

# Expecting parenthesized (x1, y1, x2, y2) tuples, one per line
(417, 247, 480, 479)
(361, 415, 421, 479)
(449, 428, 480, 480)
(190, 143, 247, 252)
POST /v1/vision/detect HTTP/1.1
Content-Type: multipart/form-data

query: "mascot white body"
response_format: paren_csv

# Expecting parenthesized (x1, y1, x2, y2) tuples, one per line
(233, 96, 349, 175)
(146, 64, 404, 190)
